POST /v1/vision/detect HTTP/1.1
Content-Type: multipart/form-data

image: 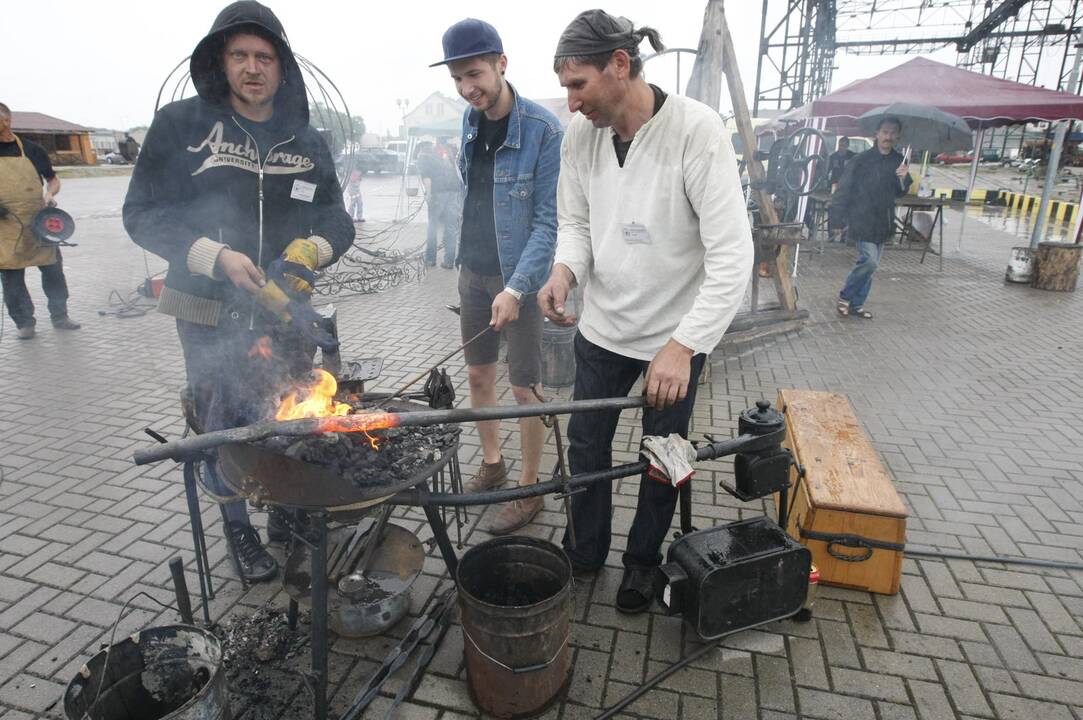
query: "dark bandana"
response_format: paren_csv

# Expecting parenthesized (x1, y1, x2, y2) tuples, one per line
(555, 9, 652, 57)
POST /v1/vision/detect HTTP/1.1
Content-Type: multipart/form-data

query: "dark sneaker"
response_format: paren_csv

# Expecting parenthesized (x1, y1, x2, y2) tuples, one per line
(267, 508, 292, 544)
(52, 316, 81, 330)
(463, 457, 508, 493)
(225, 521, 278, 582)
(616, 566, 658, 614)
(17, 326, 35, 340)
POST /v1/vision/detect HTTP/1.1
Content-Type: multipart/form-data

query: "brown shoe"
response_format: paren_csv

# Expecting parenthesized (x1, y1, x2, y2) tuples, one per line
(485, 496, 544, 535)
(463, 457, 508, 493)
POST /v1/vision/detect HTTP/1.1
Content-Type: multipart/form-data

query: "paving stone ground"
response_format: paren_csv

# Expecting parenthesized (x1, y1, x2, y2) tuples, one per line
(1, 176, 1081, 719)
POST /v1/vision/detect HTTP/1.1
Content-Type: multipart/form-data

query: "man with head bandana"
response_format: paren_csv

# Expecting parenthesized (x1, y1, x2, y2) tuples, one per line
(538, 9, 753, 614)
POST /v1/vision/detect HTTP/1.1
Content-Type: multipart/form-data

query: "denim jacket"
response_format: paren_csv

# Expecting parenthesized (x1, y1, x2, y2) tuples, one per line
(458, 85, 563, 295)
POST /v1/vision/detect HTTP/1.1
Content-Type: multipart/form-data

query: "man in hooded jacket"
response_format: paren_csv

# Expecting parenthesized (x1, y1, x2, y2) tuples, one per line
(124, 1, 354, 582)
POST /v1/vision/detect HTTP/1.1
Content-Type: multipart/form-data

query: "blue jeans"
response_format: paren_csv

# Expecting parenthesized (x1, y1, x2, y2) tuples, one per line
(839, 240, 883, 309)
(425, 191, 461, 266)
(562, 333, 707, 570)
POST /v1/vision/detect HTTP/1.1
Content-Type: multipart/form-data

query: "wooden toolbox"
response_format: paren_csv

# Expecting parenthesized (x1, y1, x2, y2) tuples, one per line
(774, 389, 908, 595)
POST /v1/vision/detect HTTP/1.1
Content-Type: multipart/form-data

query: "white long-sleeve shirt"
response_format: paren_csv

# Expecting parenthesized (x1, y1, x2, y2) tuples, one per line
(554, 92, 754, 361)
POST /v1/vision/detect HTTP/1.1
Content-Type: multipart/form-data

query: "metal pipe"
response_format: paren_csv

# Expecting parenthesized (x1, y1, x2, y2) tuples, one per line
(387, 433, 779, 507)
(1031, 30, 1083, 249)
(133, 396, 648, 466)
(168, 557, 194, 625)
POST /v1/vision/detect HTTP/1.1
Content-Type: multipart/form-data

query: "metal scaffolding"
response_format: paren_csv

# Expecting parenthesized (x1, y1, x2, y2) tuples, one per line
(754, 0, 1082, 123)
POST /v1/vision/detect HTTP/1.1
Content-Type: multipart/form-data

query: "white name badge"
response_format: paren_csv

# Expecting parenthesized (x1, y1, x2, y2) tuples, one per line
(622, 222, 652, 245)
(291, 179, 317, 203)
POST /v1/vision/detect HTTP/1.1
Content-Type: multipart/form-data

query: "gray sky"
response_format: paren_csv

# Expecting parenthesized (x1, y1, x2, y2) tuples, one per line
(3, 1, 960, 135)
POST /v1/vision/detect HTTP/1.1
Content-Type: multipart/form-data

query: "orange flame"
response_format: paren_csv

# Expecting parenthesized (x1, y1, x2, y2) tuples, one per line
(276, 369, 352, 420)
(248, 336, 273, 360)
(362, 430, 383, 451)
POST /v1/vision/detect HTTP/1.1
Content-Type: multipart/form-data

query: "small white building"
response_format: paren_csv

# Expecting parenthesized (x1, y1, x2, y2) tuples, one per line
(400, 92, 467, 137)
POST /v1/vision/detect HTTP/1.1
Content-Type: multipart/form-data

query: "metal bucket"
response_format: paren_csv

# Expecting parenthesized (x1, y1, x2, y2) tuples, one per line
(540, 321, 577, 388)
(457, 537, 573, 719)
(283, 522, 424, 638)
(1006, 246, 1036, 283)
(64, 625, 228, 720)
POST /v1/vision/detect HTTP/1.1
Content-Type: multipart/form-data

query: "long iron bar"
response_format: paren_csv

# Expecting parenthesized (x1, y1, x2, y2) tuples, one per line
(386, 431, 784, 507)
(133, 396, 648, 466)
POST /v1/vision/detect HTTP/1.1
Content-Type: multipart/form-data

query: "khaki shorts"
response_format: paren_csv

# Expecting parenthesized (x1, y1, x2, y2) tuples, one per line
(458, 266, 542, 387)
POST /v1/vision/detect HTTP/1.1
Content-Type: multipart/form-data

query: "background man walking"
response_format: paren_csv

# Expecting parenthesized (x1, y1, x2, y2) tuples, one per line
(832, 117, 911, 319)
(432, 18, 563, 535)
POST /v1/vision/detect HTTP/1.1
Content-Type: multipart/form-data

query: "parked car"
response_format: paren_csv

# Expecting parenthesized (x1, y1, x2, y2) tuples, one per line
(935, 150, 974, 165)
(355, 147, 401, 174)
(100, 152, 128, 165)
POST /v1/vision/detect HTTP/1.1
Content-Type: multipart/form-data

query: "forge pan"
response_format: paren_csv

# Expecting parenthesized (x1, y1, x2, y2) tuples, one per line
(215, 399, 458, 509)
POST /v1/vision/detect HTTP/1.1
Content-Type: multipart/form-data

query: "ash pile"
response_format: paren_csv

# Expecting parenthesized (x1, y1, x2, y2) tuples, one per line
(262, 422, 460, 488)
(215, 607, 311, 718)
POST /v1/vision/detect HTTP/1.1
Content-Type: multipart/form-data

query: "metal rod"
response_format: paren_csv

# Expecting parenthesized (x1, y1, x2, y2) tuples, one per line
(168, 557, 194, 625)
(134, 396, 648, 466)
(377, 326, 492, 407)
(182, 462, 213, 623)
(310, 512, 329, 720)
(357, 506, 392, 577)
(389, 432, 780, 507)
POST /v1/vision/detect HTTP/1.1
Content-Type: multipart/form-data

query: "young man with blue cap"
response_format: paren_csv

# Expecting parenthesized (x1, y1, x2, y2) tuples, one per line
(431, 18, 563, 535)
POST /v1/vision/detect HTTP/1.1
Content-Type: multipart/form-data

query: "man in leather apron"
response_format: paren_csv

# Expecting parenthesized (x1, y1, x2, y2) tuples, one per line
(0, 103, 80, 340)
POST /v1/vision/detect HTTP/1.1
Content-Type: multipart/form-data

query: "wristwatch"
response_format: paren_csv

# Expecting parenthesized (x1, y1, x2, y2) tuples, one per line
(503, 286, 524, 303)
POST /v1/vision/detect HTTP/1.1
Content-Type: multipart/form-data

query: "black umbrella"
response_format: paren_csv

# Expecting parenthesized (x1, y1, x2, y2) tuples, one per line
(857, 103, 973, 153)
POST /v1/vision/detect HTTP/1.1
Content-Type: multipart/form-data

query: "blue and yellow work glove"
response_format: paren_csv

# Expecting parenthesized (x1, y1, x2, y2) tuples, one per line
(253, 238, 338, 351)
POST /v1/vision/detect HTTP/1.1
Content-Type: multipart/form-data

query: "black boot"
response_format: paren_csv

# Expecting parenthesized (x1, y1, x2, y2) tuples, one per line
(267, 508, 292, 544)
(224, 521, 278, 582)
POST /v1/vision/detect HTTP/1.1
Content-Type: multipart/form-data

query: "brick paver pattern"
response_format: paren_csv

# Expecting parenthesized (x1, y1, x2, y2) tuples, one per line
(0, 177, 1080, 719)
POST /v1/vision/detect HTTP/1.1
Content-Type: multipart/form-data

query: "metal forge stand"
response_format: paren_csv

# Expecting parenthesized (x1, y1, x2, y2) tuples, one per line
(164, 398, 793, 720)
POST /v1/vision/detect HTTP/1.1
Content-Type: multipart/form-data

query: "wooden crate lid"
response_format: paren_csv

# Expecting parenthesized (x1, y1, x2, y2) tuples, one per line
(779, 389, 908, 519)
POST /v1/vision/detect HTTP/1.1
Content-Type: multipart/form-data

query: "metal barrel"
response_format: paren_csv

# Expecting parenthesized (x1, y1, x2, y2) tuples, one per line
(456, 537, 573, 719)
(64, 625, 228, 720)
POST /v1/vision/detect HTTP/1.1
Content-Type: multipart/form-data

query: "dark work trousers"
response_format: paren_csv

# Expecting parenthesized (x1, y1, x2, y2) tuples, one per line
(562, 332, 707, 570)
(176, 316, 314, 525)
(0, 255, 70, 329)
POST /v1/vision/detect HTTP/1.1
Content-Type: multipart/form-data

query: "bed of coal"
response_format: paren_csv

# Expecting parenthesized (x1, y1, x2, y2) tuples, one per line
(262, 422, 459, 489)
(215, 606, 311, 718)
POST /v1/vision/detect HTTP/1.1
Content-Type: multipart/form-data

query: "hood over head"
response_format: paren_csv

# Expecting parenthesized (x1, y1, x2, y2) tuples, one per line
(190, 1, 308, 128)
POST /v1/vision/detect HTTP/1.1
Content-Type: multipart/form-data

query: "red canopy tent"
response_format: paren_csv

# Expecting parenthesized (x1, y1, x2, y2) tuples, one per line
(776, 57, 1083, 129)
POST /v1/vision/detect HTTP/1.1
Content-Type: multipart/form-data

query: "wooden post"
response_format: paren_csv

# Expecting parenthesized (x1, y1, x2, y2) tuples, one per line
(720, 6, 798, 311)
(685, 0, 724, 111)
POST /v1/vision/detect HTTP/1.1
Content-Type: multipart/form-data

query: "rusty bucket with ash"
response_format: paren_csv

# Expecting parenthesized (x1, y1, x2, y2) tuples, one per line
(63, 625, 227, 720)
(457, 536, 573, 719)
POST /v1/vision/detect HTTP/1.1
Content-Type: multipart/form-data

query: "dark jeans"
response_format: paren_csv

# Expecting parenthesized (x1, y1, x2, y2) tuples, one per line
(177, 317, 314, 525)
(0, 255, 70, 329)
(562, 333, 707, 570)
(425, 191, 461, 266)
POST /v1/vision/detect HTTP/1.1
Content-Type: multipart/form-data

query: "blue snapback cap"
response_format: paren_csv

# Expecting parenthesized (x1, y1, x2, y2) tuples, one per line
(430, 18, 504, 67)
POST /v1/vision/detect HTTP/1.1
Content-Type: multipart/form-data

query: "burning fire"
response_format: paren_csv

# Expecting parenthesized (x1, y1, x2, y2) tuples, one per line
(273, 369, 400, 443)
(276, 369, 351, 420)
(248, 336, 273, 360)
